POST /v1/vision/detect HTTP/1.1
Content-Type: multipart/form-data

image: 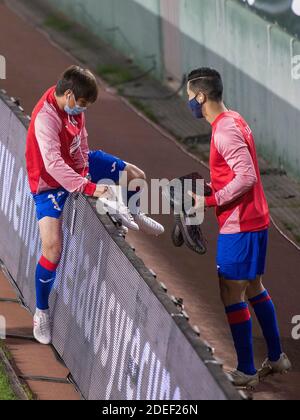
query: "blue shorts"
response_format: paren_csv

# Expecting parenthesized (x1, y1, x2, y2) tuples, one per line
(217, 230, 269, 281)
(88, 150, 126, 185)
(32, 150, 126, 221)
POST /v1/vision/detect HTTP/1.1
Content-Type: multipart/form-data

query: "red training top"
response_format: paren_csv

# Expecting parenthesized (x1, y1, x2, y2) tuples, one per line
(26, 86, 96, 196)
(205, 111, 270, 234)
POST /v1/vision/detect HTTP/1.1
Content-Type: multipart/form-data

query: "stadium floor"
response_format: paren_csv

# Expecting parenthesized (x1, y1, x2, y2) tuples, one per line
(0, 1, 299, 400)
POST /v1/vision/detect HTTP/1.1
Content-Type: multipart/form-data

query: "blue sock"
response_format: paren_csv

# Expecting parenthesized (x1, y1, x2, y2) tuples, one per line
(226, 302, 256, 376)
(35, 256, 58, 310)
(249, 290, 282, 362)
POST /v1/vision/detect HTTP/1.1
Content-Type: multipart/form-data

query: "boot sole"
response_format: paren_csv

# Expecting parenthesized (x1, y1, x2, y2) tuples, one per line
(259, 366, 292, 380)
(234, 380, 259, 391)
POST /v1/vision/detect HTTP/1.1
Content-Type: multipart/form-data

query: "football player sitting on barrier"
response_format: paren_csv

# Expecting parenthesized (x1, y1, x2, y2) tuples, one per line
(25, 65, 164, 345)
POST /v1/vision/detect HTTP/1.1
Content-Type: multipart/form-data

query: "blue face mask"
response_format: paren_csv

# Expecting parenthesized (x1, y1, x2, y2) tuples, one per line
(64, 93, 87, 116)
(189, 97, 203, 119)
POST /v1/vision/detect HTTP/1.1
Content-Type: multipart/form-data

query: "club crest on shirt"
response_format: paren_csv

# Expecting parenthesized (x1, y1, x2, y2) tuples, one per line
(111, 162, 117, 173)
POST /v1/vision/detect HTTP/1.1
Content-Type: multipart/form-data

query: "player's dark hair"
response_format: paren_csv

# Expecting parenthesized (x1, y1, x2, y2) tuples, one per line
(56, 65, 99, 103)
(188, 68, 223, 102)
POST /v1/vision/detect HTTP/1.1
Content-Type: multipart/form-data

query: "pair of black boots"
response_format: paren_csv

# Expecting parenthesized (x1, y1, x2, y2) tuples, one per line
(167, 173, 212, 255)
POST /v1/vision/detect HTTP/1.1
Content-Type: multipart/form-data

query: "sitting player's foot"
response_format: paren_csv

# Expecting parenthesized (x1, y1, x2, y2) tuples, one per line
(33, 309, 52, 345)
(229, 370, 259, 389)
(113, 205, 139, 231)
(259, 353, 292, 379)
(116, 225, 129, 237)
(133, 213, 165, 236)
(97, 188, 139, 231)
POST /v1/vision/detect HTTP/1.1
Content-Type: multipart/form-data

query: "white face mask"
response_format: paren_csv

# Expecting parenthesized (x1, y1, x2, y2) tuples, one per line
(64, 93, 87, 116)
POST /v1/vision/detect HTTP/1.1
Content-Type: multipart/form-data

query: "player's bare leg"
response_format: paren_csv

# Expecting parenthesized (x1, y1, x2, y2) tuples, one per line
(33, 217, 63, 345)
(246, 276, 265, 299)
(219, 278, 248, 307)
(39, 217, 63, 265)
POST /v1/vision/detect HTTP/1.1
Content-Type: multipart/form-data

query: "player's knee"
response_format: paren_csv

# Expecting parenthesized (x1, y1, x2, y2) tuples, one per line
(219, 284, 234, 306)
(43, 241, 62, 265)
(219, 280, 229, 305)
(126, 164, 146, 182)
(220, 289, 227, 306)
(247, 277, 264, 299)
(138, 169, 146, 181)
(219, 278, 248, 306)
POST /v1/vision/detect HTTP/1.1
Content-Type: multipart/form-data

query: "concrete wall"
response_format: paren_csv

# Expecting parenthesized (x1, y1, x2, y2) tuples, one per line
(41, 0, 300, 178)
(45, 0, 163, 78)
(179, 0, 300, 178)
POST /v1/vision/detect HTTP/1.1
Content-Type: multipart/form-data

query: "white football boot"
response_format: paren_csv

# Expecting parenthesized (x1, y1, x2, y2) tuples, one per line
(33, 309, 52, 345)
(228, 370, 260, 389)
(259, 353, 292, 379)
(97, 186, 139, 231)
(133, 212, 165, 236)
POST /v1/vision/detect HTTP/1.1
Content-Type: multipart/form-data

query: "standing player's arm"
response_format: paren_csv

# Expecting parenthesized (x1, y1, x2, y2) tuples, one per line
(35, 112, 98, 196)
(205, 128, 258, 208)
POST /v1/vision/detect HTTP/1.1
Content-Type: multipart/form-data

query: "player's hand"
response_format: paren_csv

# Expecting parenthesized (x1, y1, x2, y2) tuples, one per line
(188, 182, 213, 209)
(93, 185, 109, 198)
(187, 191, 206, 211)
